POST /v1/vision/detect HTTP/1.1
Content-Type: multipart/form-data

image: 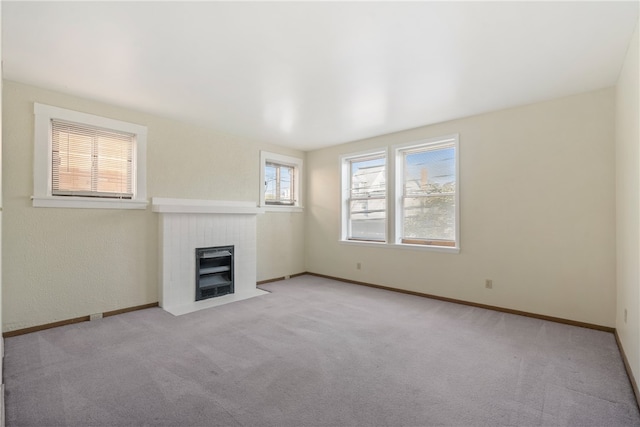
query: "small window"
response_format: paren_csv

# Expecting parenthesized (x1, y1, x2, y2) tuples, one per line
(33, 103, 147, 209)
(51, 119, 134, 199)
(259, 151, 303, 211)
(395, 136, 458, 248)
(341, 150, 387, 242)
(265, 161, 295, 205)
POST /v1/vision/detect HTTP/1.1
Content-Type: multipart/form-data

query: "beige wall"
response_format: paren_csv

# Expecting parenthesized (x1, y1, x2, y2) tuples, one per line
(2, 80, 305, 332)
(306, 88, 616, 327)
(0, 3, 4, 419)
(616, 20, 640, 382)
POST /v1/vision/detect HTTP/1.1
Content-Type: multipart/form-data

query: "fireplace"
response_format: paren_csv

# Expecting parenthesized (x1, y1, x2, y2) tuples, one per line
(196, 246, 234, 301)
(152, 198, 268, 316)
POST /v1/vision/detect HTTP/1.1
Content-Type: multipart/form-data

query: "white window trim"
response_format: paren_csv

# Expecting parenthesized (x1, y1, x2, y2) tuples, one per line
(340, 147, 389, 242)
(393, 134, 460, 253)
(33, 103, 148, 209)
(259, 151, 303, 212)
(338, 135, 460, 254)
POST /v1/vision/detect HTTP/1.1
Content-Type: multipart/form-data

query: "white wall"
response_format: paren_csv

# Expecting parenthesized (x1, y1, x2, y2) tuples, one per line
(306, 88, 616, 327)
(2, 80, 305, 332)
(616, 20, 640, 383)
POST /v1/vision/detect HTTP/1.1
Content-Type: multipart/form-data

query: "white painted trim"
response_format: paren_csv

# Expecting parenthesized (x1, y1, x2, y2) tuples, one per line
(33, 103, 148, 208)
(338, 239, 459, 254)
(32, 196, 148, 210)
(393, 134, 460, 252)
(262, 206, 304, 213)
(339, 147, 389, 242)
(152, 198, 265, 214)
(162, 289, 269, 316)
(259, 151, 303, 209)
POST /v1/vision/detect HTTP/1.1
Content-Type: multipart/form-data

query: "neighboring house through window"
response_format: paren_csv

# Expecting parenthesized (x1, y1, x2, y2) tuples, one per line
(395, 136, 458, 248)
(340, 134, 459, 252)
(341, 150, 387, 242)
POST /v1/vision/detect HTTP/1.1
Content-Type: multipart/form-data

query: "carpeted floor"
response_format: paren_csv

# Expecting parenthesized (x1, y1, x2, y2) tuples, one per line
(4, 274, 639, 426)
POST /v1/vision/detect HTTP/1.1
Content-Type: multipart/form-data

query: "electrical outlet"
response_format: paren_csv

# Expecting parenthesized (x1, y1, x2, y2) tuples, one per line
(624, 309, 628, 323)
(90, 313, 103, 321)
(485, 279, 493, 289)
(357, 262, 361, 270)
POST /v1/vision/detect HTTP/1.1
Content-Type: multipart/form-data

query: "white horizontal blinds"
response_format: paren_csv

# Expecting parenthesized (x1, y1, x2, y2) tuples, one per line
(51, 119, 134, 199)
(348, 154, 386, 241)
(401, 141, 456, 246)
(265, 162, 295, 205)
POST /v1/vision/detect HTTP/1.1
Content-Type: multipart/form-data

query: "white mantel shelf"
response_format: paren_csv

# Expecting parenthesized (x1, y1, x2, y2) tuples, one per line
(151, 198, 265, 215)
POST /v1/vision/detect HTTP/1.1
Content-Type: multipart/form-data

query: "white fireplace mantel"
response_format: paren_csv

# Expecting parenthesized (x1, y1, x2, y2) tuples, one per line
(151, 197, 265, 215)
(152, 198, 267, 316)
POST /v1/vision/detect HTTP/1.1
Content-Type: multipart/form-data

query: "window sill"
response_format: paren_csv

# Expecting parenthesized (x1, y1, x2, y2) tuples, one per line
(32, 196, 148, 210)
(339, 239, 387, 248)
(339, 239, 460, 254)
(261, 205, 304, 213)
(388, 243, 460, 254)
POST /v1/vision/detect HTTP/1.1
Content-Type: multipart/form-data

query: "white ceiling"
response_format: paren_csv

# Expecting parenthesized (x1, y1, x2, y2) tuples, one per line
(2, 1, 638, 151)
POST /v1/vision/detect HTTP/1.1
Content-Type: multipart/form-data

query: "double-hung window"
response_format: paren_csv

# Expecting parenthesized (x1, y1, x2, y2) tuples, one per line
(395, 136, 458, 248)
(342, 151, 387, 242)
(33, 103, 148, 209)
(340, 135, 459, 252)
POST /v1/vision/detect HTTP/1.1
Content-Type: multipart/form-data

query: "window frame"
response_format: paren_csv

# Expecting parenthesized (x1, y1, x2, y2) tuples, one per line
(259, 151, 303, 212)
(339, 135, 460, 254)
(33, 103, 148, 209)
(340, 148, 388, 243)
(393, 135, 460, 253)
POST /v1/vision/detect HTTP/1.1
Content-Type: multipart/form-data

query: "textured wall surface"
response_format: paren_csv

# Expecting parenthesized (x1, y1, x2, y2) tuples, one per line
(615, 20, 640, 383)
(306, 88, 616, 327)
(2, 80, 306, 332)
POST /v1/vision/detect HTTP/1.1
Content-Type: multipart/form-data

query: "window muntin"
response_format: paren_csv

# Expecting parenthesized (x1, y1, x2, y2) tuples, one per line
(52, 119, 135, 199)
(346, 154, 386, 242)
(397, 139, 457, 248)
(265, 161, 295, 205)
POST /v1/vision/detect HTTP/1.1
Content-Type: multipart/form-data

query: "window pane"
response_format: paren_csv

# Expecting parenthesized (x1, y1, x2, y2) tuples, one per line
(403, 195, 455, 241)
(348, 155, 386, 241)
(51, 120, 134, 198)
(350, 199, 386, 240)
(96, 134, 132, 195)
(401, 144, 456, 244)
(265, 162, 295, 204)
(404, 147, 455, 195)
(350, 157, 385, 198)
(53, 131, 93, 193)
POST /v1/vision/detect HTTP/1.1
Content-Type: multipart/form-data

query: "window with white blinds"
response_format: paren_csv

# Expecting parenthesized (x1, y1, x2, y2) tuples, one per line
(33, 103, 148, 209)
(52, 120, 134, 199)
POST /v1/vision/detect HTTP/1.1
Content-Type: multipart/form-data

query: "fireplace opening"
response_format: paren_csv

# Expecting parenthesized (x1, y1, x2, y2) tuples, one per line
(196, 246, 234, 301)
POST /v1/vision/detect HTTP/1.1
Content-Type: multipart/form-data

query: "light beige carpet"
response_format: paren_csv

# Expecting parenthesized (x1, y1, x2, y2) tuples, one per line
(5, 274, 639, 426)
